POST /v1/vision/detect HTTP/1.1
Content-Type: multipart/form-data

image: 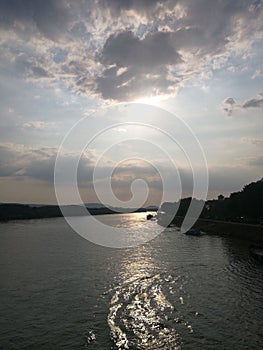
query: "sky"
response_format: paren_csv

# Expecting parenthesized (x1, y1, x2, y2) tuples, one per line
(0, 0, 263, 206)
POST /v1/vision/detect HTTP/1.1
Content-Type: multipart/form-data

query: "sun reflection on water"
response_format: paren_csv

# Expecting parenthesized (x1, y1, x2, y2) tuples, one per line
(107, 245, 193, 349)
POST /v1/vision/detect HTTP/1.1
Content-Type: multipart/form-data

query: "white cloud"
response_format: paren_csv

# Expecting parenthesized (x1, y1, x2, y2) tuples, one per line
(22, 121, 55, 130)
(251, 69, 263, 79)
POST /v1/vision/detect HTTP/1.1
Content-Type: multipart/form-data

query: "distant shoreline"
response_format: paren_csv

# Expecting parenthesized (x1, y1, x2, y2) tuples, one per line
(171, 216, 263, 244)
(0, 203, 156, 222)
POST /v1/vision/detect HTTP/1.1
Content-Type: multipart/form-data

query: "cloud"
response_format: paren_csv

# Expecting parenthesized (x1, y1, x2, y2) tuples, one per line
(242, 93, 263, 109)
(0, 142, 194, 196)
(31, 66, 50, 78)
(94, 30, 182, 100)
(251, 69, 263, 79)
(224, 97, 236, 105)
(0, 0, 262, 102)
(0, 143, 95, 184)
(97, 0, 166, 14)
(222, 92, 263, 115)
(1, 142, 262, 203)
(92, 0, 263, 101)
(242, 137, 263, 146)
(100, 31, 181, 68)
(222, 97, 237, 116)
(111, 161, 162, 189)
(22, 121, 55, 130)
(0, 0, 70, 41)
(0, 143, 55, 179)
(249, 155, 263, 167)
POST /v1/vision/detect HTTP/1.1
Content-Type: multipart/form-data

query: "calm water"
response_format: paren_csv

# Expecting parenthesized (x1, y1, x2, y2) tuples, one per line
(0, 213, 262, 349)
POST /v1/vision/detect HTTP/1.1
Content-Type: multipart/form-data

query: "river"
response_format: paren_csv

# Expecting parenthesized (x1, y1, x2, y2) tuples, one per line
(0, 213, 262, 349)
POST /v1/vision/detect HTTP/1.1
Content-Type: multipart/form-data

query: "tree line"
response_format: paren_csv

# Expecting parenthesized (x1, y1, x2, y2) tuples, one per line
(160, 178, 263, 225)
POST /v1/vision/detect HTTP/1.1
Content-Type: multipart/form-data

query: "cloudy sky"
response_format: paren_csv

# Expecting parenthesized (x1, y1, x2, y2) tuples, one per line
(0, 0, 262, 206)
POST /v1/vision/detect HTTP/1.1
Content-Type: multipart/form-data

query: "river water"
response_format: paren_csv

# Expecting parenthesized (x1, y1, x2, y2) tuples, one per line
(0, 213, 262, 349)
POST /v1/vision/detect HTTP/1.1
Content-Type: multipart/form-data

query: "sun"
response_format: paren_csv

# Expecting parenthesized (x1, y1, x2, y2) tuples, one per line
(134, 95, 165, 106)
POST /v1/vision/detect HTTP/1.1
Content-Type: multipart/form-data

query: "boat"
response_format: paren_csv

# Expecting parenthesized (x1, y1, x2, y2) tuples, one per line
(183, 228, 201, 236)
(147, 214, 156, 220)
(249, 245, 263, 261)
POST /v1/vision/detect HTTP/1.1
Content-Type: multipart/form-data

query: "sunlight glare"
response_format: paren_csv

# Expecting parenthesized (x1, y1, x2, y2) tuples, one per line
(134, 95, 168, 106)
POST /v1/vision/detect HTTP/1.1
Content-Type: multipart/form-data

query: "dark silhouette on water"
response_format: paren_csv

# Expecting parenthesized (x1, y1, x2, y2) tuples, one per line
(158, 178, 263, 243)
(203, 178, 263, 224)
(158, 178, 263, 226)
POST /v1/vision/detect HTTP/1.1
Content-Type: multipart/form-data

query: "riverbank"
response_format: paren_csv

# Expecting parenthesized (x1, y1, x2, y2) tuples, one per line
(171, 216, 263, 244)
(0, 203, 149, 222)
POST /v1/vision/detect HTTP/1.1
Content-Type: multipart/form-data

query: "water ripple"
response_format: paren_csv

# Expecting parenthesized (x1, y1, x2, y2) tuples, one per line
(107, 273, 194, 349)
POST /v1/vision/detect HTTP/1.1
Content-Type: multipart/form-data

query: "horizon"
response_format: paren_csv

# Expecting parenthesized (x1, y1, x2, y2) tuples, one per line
(1, 176, 262, 206)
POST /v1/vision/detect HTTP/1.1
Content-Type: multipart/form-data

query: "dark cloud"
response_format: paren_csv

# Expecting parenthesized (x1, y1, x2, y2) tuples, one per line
(177, 1, 250, 50)
(222, 93, 263, 115)
(222, 97, 237, 116)
(0, 144, 54, 179)
(242, 93, 263, 109)
(100, 31, 181, 68)
(224, 97, 236, 105)
(89, 0, 262, 101)
(98, 0, 256, 55)
(31, 66, 50, 78)
(0, 145, 22, 176)
(0, 144, 95, 184)
(0, 0, 69, 40)
(95, 30, 181, 100)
